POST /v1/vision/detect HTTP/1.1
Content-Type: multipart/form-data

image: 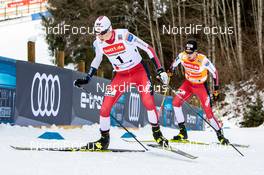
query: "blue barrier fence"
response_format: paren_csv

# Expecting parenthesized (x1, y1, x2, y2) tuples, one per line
(0, 56, 16, 123)
(0, 57, 204, 130)
(31, 11, 51, 21)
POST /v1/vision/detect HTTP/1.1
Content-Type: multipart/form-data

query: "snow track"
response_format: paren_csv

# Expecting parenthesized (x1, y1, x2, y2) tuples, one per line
(0, 124, 263, 175)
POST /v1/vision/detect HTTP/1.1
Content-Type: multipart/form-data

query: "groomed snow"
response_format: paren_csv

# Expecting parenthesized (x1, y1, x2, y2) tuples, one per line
(0, 124, 263, 175)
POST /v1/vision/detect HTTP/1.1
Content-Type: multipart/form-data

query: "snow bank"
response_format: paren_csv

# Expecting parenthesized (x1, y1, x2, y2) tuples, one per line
(215, 78, 264, 127)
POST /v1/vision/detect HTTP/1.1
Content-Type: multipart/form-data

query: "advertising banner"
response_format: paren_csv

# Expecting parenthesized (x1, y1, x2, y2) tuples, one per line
(72, 71, 164, 127)
(0, 0, 48, 20)
(122, 88, 147, 127)
(72, 72, 140, 127)
(72, 72, 108, 125)
(161, 96, 205, 130)
(0, 56, 16, 123)
(14, 61, 204, 130)
(15, 61, 72, 125)
(6, 0, 47, 8)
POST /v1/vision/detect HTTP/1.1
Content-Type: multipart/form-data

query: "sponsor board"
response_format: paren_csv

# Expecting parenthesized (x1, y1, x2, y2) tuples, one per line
(161, 96, 204, 130)
(13, 60, 204, 130)
(15, 61, 72, 125)
(0, 56, 16, 123)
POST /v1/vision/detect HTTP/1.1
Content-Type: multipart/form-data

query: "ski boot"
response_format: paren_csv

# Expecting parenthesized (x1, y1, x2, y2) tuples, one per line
(86, 130, 110, 150)
(216, 129, 229, 145)
(172, 122, 188, 141)
(152, 125, 169, 147)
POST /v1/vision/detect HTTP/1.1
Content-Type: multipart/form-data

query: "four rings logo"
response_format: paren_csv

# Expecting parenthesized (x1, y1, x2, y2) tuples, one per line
(128, 93, 140, 122)
(31, 72, 61, 117)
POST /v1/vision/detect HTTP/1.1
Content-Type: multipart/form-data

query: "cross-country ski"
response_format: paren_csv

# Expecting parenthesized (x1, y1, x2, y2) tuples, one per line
(10, 145, 146, 153)
(122, 138, 250, 148)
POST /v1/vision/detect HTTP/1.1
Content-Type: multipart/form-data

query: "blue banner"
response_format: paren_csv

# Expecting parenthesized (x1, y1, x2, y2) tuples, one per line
(12, 59, 204, 130)
(31, 11, 51, 21)
(0, 56, 16, 123)
(161, 96, 205, 131)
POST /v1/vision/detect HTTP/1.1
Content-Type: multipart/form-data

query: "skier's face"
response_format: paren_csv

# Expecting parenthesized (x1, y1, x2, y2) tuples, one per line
(186, 51, 197, 60)
(97, 30, 112, 41)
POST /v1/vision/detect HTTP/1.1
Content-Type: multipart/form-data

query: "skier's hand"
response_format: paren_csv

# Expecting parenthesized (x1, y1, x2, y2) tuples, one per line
(170, 65, 176, 74)
(213, 90, 219, 101)
(167, 69, 174, 77)
(213, 86, 220, 101)
(74, 77, 90, 88)
(157, 68, 169, 85)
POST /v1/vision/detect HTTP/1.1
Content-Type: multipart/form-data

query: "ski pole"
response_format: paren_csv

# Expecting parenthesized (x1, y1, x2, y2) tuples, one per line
(157, 81, 244, 157)
(109, 113, 149, 151)
(171, 85, 244, 156)
(158, 72, 172, 117)
(80, 87, 149, 151)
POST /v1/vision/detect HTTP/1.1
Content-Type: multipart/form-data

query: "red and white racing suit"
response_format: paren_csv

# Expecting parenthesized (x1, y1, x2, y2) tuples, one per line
(171, 51, 221, 130)
(90, 29, 162, 131)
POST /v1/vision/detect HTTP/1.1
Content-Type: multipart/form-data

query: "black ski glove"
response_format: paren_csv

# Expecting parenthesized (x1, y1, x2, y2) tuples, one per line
(74, 67, 97, 88)
(74, 76, 91, 88)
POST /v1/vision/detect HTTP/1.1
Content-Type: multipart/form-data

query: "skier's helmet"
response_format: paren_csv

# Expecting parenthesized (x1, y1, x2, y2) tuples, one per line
(94, 16, 112, 35)
(185, 39, 197, 54)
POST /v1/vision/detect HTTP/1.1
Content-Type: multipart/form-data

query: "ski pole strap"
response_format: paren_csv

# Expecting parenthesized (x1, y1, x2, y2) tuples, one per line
(158, 76, 171, 116)
(87, 67, 97, 79)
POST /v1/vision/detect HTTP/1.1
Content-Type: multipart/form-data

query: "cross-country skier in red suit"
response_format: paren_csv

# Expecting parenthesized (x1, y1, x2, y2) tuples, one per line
(171, 39, 229, 145)
(74, 16, 169, 150)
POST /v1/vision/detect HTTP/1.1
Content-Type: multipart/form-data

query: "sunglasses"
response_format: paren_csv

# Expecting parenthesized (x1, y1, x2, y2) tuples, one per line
(95, 27, 110, 36)
(185, 50, 194, 55)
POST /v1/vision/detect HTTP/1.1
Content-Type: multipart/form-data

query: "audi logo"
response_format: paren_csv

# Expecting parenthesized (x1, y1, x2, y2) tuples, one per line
(31, 72, 61, 117)
(128, 93, 140, 122)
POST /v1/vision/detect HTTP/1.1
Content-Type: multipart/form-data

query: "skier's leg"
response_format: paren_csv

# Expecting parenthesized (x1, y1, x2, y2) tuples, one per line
(194, 84, 229, 144)
(194, 84, 220, 130)
(99, 74, 124, 130)
(135, 65, 168, 146)
(172, 81, 192, 140)
(139, 90, 169, 145)
(87, 74, 124, 150)
(137, 85, 158, 125)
